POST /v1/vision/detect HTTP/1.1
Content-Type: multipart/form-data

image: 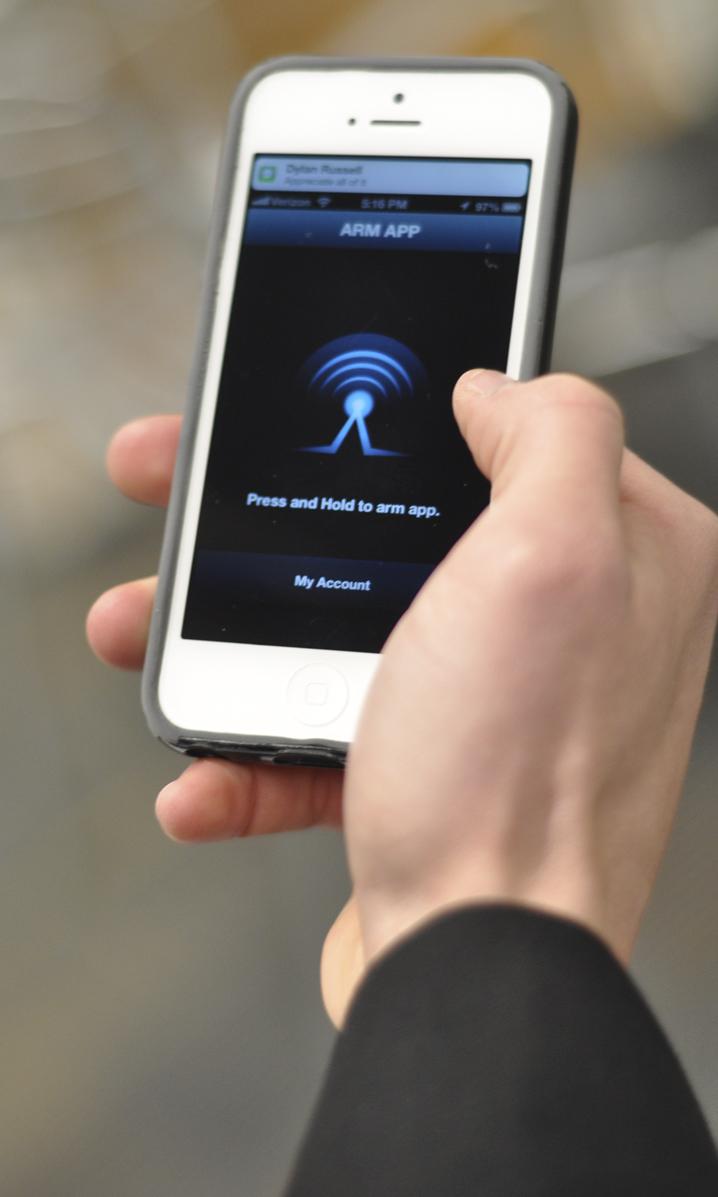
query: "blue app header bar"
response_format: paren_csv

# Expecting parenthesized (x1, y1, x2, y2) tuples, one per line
(252, 156, 530, 198)
(244, 209, 523, 254)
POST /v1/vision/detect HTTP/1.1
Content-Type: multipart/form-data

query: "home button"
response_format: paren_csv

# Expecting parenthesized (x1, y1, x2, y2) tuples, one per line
(287, 665, 349, 727)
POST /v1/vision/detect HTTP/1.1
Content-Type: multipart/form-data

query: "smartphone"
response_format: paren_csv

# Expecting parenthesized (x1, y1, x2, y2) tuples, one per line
(143, 56, 577, 767)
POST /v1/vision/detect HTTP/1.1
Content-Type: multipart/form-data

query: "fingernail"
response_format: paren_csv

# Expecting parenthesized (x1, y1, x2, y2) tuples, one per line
(459, 368, 508, 396)
(157, 762, 197, 805)
(156, 778, 180, 805)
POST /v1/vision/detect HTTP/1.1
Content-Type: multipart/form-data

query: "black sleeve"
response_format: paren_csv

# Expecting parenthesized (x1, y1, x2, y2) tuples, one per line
(284, 904, 718, 1196)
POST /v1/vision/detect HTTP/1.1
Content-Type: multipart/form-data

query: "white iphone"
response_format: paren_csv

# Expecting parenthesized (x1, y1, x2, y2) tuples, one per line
(143, 56, 577, 767)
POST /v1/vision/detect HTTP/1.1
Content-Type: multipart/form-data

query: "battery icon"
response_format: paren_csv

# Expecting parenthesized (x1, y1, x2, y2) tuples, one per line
(501, 200, 523, 214)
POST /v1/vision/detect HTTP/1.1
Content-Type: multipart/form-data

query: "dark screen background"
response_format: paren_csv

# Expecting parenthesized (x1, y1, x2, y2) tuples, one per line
(183, 187, 524, 652)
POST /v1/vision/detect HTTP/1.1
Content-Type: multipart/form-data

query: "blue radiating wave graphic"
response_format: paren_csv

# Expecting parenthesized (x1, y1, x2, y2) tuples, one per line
(298, 333, 427, 457)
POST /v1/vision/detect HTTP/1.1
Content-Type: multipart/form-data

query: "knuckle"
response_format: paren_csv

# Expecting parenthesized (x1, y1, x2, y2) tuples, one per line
(690, 501, 718, 597)
(692, 496, 718, 547)
(534, 373, 624, 427)
(664, 486, 718, 582)
(496, 525, 626, 608)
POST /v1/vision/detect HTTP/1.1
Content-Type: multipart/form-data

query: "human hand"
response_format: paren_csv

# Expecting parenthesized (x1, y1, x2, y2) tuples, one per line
(87, 373, 718, 1030)
(340, 370, 718, 1018)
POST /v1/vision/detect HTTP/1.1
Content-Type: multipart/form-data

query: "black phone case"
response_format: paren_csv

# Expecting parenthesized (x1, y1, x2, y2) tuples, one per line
(142, 55, 578, 769)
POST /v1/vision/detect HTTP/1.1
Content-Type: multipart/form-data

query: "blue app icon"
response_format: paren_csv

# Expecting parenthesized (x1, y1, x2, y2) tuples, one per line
(297, 333, 427, 457)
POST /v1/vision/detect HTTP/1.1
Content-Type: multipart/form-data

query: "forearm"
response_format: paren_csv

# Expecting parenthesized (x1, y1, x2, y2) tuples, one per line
(285, 905, 718, 1196)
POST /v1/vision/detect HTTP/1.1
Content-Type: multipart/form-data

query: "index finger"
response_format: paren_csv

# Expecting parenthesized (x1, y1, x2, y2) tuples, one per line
(107, 414, 181, 506)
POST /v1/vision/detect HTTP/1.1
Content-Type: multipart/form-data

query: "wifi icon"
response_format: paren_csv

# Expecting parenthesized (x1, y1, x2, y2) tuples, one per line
(298, 333, 427, 457)
(316, 196, 332, 208)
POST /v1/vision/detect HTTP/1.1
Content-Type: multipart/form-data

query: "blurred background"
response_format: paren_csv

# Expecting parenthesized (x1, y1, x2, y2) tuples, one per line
(2, 1, 718, 1193)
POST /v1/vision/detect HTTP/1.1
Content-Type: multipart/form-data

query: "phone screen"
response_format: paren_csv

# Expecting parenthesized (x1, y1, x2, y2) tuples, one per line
(182, 154, 530, 653)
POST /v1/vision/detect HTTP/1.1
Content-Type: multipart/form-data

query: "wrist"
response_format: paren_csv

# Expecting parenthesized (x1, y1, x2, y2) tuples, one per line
(356, 869, 620, 968)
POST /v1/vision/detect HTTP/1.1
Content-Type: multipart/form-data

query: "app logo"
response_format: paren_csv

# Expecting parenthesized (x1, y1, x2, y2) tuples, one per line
(297, 333, 427, 457)
(257, 164, 277, 183)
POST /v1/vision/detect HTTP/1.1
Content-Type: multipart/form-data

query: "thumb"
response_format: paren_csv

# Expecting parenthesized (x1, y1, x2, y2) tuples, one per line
(452, 370, 625, 520)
